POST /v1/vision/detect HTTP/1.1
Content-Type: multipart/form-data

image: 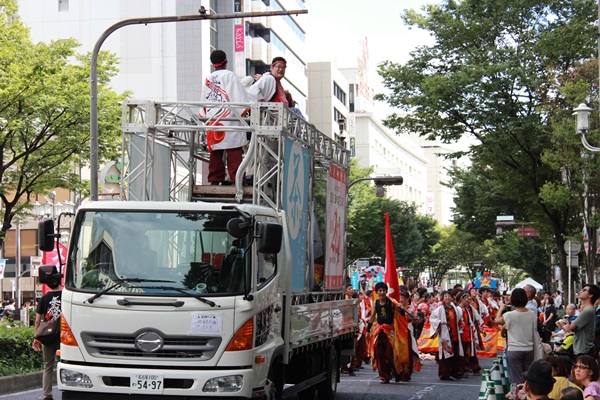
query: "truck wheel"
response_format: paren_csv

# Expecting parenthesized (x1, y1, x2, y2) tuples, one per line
(267, 358, 284, 400)
(317, 348, 338, 400)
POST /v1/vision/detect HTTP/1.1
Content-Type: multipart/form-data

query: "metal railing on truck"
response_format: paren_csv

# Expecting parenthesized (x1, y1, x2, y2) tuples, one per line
(121, 100, 349, 210)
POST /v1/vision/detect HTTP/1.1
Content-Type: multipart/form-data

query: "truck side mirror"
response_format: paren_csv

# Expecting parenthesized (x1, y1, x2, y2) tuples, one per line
(38, 219, 56, 252)
(38, 264, 63, 285)
(227, 218, 250, 239)
(256, 222, 282, 254)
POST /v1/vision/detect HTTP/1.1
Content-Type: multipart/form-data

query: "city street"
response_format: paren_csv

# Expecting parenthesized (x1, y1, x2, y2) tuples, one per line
(335, 357, 494, 400)
(0, 357, 494, 400)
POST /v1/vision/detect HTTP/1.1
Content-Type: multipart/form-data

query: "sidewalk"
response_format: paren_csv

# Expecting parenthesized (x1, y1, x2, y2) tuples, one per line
(0, 371, 54, 396)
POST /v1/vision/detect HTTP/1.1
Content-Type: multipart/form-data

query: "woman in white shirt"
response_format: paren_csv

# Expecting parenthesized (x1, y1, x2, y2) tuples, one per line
(495, 287, 539, 386)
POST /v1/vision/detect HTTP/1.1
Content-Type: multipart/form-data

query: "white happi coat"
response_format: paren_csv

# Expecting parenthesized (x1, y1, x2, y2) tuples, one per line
(430, 303, 464, 359)
(464, 304, 484, 354)
(201, 69, 249, 151)
(473, 298, 489, 321)
(357, 299, 368, 341)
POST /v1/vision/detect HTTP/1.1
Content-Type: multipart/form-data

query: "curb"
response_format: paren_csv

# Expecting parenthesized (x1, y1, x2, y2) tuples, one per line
(0, 371, 54, 396)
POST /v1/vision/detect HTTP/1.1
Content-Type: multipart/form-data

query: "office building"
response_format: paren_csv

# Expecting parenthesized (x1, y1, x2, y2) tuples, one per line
(307, 60, 428, 210)
(16, 0, 308, 109)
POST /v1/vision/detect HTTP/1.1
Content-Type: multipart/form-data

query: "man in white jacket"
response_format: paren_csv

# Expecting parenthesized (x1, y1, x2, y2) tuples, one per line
(201, 50, 249, 185)
(430, 291, 464, 380)
(247, 57, 289, 105)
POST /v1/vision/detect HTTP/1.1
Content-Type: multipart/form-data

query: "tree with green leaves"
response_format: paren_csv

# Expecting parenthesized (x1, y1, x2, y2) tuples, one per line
(346, 160, 440, 280)
(448, 162, 528, 242)
(495, 231, 549, 287)
(377, 0, 598, 283)
(0, 2, 125, 250)
(403, 213, 440, 282)
(431, 226, 485, 283)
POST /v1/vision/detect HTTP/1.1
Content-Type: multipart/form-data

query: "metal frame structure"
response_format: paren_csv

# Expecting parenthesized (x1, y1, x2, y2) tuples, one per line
(89, 8, 309, 201)
(121, 100, 350, 210)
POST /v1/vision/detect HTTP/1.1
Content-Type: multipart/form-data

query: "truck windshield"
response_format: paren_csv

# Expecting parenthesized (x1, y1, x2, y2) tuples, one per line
(66, 210, 248, 296)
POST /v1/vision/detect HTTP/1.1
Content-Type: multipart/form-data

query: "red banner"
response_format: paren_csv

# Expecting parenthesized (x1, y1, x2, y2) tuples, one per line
(41, 243, 67, 295)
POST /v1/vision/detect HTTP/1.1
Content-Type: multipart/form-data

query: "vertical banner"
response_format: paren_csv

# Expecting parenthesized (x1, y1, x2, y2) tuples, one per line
(0, 259, 5, 279)
(325, 163, 347, 288)
(284, 138, 309, 291)
(351, 270, 359, 290)
(234, 25, 245, 52)
(233, 0, 245, 77)
(41, 243, 68, 295)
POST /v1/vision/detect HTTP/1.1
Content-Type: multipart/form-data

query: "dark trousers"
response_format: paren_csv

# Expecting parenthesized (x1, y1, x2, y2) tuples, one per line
(208, 147, 243, 183)
(462, 340, 481, 372)
(375, 332, 395, 381)
(350, 335, 367, 369)
(436, 340, 462, 379)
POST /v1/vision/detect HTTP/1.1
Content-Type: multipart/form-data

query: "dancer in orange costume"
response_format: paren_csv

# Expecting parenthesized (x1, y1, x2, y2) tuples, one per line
(367, 282, 420, 383)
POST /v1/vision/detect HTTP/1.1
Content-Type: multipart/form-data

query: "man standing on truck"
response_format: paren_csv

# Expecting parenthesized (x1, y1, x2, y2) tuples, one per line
(245, 56, 289, 186)
(201, 50, 249, 185)
(247, 57, 290, 105)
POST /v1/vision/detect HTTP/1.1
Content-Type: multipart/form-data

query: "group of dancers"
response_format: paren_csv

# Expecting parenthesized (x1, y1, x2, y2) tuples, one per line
(347, 283, 499, 383)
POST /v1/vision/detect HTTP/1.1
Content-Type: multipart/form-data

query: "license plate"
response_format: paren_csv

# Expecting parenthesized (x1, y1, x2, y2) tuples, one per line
(130, 373, 164, 393)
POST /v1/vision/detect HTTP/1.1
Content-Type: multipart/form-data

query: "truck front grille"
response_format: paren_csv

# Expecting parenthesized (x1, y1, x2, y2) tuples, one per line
(81, 332, 222, 360)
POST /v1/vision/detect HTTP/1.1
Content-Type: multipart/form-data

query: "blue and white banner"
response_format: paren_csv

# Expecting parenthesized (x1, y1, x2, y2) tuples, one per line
(284, 138, 309, 291)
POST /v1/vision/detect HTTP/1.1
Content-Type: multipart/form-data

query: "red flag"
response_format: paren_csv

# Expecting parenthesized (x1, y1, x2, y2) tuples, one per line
(384, 212, 400, 302)
(41, 242, 67, 295)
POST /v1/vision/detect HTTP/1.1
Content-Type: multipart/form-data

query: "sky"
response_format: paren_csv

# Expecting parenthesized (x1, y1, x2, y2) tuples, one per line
(301, 0, 438, 119)
(300, 0, 476, 156)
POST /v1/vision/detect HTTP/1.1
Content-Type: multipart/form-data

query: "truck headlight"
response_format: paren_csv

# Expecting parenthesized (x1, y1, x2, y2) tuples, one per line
(203, 375, 243, 392)
(60, 369, 93, 388)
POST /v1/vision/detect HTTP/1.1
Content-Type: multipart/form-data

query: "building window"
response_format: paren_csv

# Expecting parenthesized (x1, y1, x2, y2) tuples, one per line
(333, 108, 345, 128)
(333, 82, 346, 105)
(58, 0, 69, 12)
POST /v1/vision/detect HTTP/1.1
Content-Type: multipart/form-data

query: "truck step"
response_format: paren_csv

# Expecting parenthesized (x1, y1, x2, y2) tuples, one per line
(192, 184, 253, 202)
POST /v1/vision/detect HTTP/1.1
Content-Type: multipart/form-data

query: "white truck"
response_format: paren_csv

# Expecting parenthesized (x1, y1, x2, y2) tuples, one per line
(39, 101, 357, 400)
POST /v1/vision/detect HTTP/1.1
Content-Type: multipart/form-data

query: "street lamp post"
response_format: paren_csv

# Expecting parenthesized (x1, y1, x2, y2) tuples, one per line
(348, 176, 404, 197)
(573, 103, 596, 151)
(15, 219, 21, 309)
(573, 103, 596, 287)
